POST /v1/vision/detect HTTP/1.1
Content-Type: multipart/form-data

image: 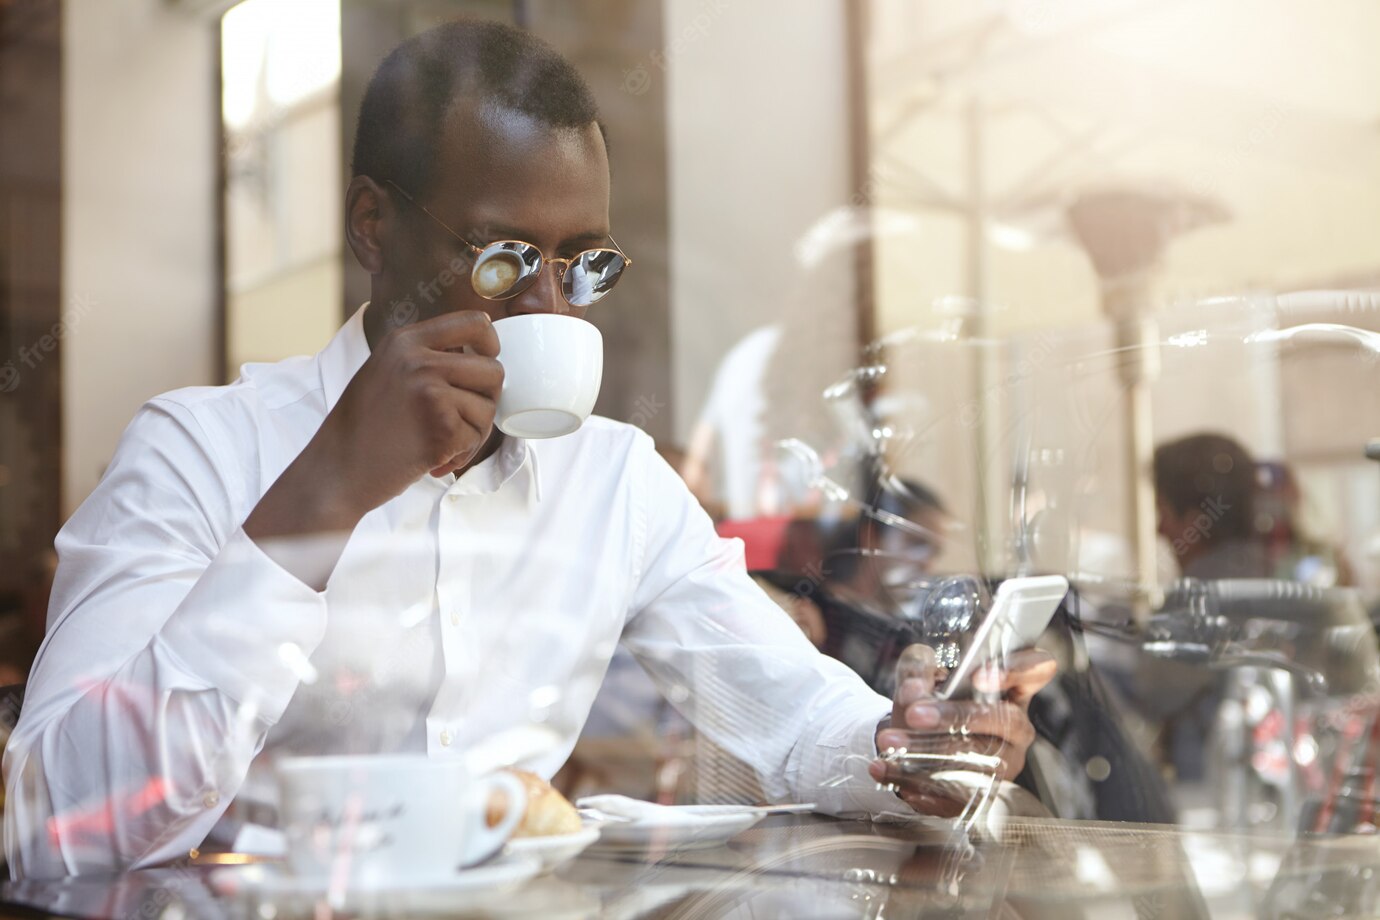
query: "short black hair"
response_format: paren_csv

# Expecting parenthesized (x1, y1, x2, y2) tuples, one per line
(351, 18, 602, 196)
(1154, 432, 1257, 543)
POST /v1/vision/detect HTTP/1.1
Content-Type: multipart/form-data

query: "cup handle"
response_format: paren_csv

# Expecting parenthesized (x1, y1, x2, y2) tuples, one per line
(463, 772, 527, 866)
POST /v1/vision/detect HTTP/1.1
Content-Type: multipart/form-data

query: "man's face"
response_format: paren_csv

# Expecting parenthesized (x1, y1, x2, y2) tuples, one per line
(383, 104, 612, 326)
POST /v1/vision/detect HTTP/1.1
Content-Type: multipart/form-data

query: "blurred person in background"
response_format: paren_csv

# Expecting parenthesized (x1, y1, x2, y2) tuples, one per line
(822, 470, 951, 617)
(681, 325, 781, 522)
(1140, 432, 1268, 784)
(1154, 433, 1269, 581)
(1256, 460, 1355, 587)
(1146, 436, 1379, 814)
(682, 208, 882, 524)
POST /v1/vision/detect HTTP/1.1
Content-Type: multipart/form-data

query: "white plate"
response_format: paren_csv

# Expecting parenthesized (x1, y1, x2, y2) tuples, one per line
(505, 826, 601, 874)
(588, 810, 764, 852)
(208, 854, 541, 911)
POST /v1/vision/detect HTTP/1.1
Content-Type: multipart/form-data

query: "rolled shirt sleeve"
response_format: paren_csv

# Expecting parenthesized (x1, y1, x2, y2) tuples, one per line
(620, 436, 908, 818)
(3, 401, 329, 878)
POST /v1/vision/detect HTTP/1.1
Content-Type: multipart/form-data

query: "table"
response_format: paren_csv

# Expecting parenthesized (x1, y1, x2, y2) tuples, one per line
(3, 815, 1377, 919)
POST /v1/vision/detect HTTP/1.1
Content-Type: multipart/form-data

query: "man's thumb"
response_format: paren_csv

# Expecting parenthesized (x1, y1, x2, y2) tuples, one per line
(891, 643, 939, 723)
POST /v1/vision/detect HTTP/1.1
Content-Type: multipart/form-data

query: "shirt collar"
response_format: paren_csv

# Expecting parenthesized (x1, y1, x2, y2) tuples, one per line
(451, 434, 543, 502)
(319, 303, 371, 415)
(318, 303, 543, 502)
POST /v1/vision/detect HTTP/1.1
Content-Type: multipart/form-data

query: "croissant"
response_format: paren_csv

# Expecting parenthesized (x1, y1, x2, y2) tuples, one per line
(486, 769, 583, 838)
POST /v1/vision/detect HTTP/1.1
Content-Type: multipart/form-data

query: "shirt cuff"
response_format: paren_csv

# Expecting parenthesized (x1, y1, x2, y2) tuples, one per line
(157, 527, 329, 724)
(796, 696, 915, 819)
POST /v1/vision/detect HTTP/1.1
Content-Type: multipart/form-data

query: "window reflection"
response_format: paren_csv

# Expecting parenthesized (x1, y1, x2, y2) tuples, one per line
(1, 3, 1379, 916)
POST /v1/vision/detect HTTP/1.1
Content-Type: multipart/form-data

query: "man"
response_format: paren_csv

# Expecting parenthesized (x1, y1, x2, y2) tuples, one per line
(3, 20, 1053, 877)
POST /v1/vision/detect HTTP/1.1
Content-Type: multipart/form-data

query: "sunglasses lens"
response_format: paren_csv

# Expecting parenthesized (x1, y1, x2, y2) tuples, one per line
(472, 242, 541, 299)
(564, 250, 628, 307)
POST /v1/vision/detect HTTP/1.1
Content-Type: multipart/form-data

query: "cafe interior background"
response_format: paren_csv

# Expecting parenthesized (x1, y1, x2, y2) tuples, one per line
(3, 0, 1380, 867)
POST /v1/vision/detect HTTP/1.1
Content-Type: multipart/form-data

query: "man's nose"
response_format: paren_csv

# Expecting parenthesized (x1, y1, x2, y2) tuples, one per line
(509, 263, 569, 316)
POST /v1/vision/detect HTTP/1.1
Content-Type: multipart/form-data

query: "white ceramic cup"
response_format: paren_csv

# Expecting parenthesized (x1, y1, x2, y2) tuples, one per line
(493, 314, 603, 439)
(276, 754, 526, 888)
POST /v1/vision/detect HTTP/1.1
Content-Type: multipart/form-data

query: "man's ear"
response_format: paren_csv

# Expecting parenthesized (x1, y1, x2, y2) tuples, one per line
(345, 175, 390, 274)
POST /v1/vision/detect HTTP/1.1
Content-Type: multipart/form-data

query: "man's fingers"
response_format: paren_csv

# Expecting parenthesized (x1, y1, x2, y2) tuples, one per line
(900, 790, 965, 819)
(887, 699, 1035, 749)
(873, 731, 1024, 783)
(872, 648, 1051, 819)
(894, 678, 932, 710)
(429, 352, 505, 399)
(870, 756, 963, 793)
(878, 692, 1035, 782)
(452, 388, 497, 437)
(971, 648, 1058, 706)
(869, 755, 1009, 809)
(427, 390, 497, 477)
(896, 644, 939, 682)
(892, 644, 939, 726)
(407, 310, 501, 358)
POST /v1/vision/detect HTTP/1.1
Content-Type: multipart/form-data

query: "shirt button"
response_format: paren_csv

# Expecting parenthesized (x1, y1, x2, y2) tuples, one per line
(203, 792, 220, 808)
(447, 493, 461, 503)
(439, 730, 453, 747)
(450, 612, 460, 626)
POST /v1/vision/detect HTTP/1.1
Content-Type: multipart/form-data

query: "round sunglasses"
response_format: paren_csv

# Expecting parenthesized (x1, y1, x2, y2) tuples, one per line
(386, 180, 631, 308)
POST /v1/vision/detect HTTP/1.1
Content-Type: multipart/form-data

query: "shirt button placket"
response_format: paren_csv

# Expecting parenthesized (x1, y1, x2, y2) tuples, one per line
(439, 489, 465, 643)
(433, 486, 473, 755)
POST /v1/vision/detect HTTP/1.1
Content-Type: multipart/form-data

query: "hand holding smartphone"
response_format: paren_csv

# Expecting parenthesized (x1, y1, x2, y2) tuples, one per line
(875, 577, 1064, 801)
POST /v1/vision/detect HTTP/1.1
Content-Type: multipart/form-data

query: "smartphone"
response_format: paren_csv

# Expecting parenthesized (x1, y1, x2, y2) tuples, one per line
(935, 574, 1068, 701)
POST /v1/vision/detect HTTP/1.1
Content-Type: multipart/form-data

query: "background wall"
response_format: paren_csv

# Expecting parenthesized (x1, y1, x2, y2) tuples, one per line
(666, 0, 857, 448)
(0, 0, 62, 617)
(62, 0, 218, 515)
(221, 0, 342, 376)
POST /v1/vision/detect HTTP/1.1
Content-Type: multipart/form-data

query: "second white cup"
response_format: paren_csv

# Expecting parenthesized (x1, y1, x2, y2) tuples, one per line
(276, 754, 526, 888)
(493, 314, 603, 439)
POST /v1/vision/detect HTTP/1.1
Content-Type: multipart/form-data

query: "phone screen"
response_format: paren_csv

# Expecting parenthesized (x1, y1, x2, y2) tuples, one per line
(935, 575, 1068, 701)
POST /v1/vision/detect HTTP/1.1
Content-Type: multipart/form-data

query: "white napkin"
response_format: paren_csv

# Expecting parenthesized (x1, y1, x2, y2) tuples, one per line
(575, 795, 813, 827)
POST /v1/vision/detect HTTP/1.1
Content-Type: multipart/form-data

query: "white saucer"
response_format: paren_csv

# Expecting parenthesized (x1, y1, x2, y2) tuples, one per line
(505, 826, 602, 874)
(208, 854, 541, 910)
(588, 810, 764, 852)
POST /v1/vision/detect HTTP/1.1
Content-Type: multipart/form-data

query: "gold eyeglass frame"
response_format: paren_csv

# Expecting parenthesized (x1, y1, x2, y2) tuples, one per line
(385, 179, 632, 306)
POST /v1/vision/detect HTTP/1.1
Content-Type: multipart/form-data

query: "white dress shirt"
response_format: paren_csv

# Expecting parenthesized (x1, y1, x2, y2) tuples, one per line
(3, 305, 898, 878)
